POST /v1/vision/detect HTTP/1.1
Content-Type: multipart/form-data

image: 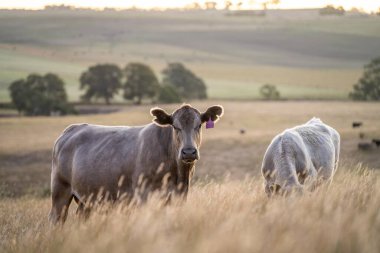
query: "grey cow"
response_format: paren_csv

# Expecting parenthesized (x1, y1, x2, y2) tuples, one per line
(261, 118, 340, 196)
(49, 104, 224, 224)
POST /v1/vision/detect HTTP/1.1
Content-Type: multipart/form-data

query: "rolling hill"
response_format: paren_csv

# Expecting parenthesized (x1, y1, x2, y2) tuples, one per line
(0, 9, 379, 101)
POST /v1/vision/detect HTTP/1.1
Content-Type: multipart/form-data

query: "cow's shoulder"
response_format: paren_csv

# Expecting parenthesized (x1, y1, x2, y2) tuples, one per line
(61, 123, 88, 136)
(53, 124, 89, 155)
(306, 117, 323, 125)
(305, 117, 338, 136)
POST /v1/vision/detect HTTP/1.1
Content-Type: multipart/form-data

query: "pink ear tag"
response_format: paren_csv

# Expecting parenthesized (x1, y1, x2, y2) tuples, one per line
(206, 117, 214, 129)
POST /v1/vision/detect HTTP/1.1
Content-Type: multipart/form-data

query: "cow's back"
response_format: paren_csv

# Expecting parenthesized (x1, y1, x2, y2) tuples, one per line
(53, 123, 142, 201)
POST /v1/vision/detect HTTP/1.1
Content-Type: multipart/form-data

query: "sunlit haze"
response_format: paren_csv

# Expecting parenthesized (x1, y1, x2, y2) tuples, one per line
(0, 0, 379, 12)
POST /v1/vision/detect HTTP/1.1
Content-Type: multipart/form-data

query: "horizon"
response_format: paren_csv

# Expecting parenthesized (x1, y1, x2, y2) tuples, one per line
(0, 0, 378, 13)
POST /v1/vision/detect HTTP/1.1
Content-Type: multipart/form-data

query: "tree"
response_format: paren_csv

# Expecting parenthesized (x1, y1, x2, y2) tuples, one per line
(319, 5, 345, 16)
(205, 1, 217, 10)
(162, 63, 207, 100)
(261, 0, 280, 10)
(185, 2, 201, 10)
(80, 64, 122, 104)
(224, 1, 233, 10)
(9, 73, 73, 116)
(349, 57, 380, 101)
(123, 63, 160, 104)
(260, 84, 280, 100)
(158, 85, 182, 104)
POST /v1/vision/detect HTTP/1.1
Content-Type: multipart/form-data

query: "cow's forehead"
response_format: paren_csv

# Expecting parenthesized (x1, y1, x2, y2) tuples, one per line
(172, 105, 201, 126)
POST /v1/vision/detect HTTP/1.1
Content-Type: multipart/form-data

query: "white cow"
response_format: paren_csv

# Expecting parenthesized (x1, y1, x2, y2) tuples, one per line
(261, 118, 340, 196)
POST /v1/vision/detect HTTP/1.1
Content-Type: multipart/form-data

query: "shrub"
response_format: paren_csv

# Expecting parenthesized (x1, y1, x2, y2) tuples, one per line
(259, 84, 280, 100)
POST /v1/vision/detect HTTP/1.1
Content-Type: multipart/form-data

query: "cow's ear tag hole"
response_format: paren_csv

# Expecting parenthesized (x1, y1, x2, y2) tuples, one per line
(206, 118, 214, 129)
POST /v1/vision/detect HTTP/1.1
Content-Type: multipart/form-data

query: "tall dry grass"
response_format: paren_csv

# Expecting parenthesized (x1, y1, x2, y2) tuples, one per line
(1, 165, 379, 253)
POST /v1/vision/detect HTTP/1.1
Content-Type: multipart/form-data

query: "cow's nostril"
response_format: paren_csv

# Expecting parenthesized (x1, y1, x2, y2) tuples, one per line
(182, 148, 197, 156)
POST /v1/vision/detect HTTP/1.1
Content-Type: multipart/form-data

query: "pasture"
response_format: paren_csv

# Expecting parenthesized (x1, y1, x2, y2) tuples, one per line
(1, 10, 380, 101)
(0, 101, 379, 252)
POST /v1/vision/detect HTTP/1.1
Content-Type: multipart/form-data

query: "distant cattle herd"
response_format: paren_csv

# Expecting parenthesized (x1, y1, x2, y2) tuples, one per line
(353, 121, 380, 150)
(49, 104, 379, 224)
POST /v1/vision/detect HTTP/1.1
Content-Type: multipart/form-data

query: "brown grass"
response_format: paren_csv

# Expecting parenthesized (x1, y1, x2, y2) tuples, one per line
(1, 101, 379, 197)
(0, 166, 379, 253)
(0, 101, 379, 252)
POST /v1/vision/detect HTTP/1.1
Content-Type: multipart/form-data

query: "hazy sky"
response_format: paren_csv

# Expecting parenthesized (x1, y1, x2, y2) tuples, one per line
(0, 0, 378, 12)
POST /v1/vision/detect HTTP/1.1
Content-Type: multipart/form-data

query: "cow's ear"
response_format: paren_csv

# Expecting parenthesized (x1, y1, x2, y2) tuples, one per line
(201, 105, 224, 123)
(150, 107, 173, 126)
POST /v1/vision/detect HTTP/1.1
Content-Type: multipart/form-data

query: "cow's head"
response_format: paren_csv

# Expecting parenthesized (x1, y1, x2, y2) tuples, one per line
(151, 104, 224, 164)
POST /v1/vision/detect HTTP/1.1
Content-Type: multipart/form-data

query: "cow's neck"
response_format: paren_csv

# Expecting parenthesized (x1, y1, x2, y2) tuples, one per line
(163, 127, 196, 194)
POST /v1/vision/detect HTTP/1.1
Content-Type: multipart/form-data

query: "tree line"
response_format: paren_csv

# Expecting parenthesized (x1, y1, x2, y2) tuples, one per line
(9, 62, 207, 115)
(8, 58, 380, 116)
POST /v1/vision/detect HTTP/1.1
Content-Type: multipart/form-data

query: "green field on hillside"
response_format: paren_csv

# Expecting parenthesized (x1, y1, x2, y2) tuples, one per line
(0, 10, 379, 102)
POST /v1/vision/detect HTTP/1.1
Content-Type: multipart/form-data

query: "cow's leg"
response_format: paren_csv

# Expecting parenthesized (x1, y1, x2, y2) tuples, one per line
(49, 179, 73, 225)
(73, 195, 91, 220)
(318, 154, 335, 182)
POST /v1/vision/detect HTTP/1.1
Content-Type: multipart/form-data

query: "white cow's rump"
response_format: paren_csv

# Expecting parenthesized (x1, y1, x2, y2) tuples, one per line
(261, 118, 340, 196)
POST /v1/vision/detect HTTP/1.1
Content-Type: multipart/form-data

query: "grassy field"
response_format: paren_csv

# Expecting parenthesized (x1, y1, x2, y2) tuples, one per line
(0, 9, 380, 250)
(0, 10, 379, 101)
(0, 101, 380, 252)
(1, 101, 379, 196)
(1, 168, 379, 253)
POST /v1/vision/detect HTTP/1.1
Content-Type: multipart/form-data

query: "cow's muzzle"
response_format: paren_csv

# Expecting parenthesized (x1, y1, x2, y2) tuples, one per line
(181, 147, 199, 163)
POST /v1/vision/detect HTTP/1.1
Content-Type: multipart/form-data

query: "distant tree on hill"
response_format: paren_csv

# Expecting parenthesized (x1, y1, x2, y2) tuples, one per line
(186, 2, 202, 10)
(349, 57, 380, 101)
(123, 63, 160, 104)
(260, 84, 280, 100)
(224, 1, 233, 10)
(162, 63, 207, 100)
(80, 64, 122, 104)
(320, 5, 345, 16)
(158, 85, 182, 104)
(261, 0, 280, 10)
(205, 1, 217, 10)
(9, 73, 73, 115)
(236, 2, 243, 10)
(44, 4, 74, 11)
